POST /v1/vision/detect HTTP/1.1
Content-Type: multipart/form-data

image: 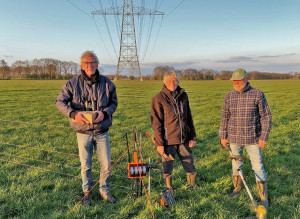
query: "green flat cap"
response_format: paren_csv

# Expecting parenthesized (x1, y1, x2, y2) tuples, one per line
(230, 68, 247, 80)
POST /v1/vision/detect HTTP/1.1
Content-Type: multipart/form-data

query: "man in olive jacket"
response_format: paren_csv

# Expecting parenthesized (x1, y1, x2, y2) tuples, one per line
(151, 70, 197, 189)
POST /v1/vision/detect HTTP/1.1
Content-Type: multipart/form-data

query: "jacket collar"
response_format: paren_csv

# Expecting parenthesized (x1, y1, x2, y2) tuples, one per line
(81, 69, 100, 85)
(162, 84, 185, 100)
(235, 82, 251, 93)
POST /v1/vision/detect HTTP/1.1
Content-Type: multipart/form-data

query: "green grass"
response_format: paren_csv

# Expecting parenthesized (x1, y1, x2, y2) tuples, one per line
(0, 79, 299, 218)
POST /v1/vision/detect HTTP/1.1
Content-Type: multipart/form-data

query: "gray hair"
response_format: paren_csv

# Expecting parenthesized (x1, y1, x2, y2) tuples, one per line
(163, 70, 180, 84)
(80, 50, 99, 65)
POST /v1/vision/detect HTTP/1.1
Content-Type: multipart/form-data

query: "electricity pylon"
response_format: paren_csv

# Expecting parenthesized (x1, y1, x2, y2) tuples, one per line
(92, 0, 164, 80)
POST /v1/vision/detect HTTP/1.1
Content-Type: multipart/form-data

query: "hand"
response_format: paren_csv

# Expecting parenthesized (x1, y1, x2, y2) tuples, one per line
(189, 140, 196, 147)
(221, 139, 229, 147)
(258, 139, 267, 148)
(74, 112, 89, 124)
(94, 111, 104, 123)
(157, 146, 164, 155)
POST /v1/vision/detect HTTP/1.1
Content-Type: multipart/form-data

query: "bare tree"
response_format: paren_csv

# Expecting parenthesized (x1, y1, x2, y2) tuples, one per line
(11, 60, 24, 78)
(153, 66, 173, 80)
(182, 68, 197, 80)
(0, 59, 11, 79)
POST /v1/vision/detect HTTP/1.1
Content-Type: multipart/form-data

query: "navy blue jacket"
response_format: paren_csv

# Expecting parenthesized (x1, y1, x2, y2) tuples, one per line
(55, 71, 117, 135)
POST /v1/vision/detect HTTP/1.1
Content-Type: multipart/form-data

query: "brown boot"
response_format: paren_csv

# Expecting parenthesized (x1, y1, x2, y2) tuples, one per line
(229, 175, 242, 197)
(256, 181, 269, 208)
(187, 173, 197, 188)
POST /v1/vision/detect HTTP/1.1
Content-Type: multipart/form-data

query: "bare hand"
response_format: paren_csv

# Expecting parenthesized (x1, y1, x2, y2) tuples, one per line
(258, 139, 267, 148)
(94, 111, 104, 123)
(221, 139, 229, 147)
(74, 112, 89, 124)
(189, 140, 196, 147)
(157, 146, 164, 155)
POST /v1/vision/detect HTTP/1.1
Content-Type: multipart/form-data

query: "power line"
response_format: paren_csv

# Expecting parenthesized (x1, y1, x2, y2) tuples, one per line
(92, 1, 164, 79)
(141, 0, 160, 61)
(147, 16, 164, 62)
(92, 16, 116, 64)
(65, 0, 92, 18)
(98, 0, 118, 58)
(165, 0, 187, 19)
(107, 0, 121, 42)
(86, 0, 97, 10)
(141, 15, 156, 62)
(65, 0, 116, 63)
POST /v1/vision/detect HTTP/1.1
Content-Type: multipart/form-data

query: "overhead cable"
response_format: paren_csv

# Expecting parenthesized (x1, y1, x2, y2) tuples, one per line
(98, 0, 119, 58)
(147, 16, 164, 62)
(66, 0, 92, 18)
(165, 0, 187, 19)
(92, 16, 116, 63)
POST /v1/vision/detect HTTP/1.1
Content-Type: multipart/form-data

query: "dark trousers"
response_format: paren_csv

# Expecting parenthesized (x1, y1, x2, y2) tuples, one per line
(162, 143, 196, 177)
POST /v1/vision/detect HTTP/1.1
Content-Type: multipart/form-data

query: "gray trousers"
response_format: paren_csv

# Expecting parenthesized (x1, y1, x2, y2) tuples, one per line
(162, 143, 196, 177)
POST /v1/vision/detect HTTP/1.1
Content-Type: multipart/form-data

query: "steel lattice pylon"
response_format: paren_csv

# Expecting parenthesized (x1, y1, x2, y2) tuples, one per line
(92, 0, 164, 80)
(117, 0, 140, 80)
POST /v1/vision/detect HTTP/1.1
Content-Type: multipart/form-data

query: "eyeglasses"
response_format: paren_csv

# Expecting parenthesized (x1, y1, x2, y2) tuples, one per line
(82, 62, 97, 65)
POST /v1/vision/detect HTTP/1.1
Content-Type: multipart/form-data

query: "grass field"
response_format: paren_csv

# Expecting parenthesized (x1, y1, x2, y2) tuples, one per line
(0, 79, 299, 219)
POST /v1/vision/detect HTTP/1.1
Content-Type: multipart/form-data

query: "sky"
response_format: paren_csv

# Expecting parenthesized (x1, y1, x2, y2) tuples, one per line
(1, 0, 300, 76)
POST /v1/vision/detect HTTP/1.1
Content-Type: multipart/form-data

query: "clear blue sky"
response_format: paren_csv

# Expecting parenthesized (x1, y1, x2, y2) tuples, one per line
(1, 0, 300, 75)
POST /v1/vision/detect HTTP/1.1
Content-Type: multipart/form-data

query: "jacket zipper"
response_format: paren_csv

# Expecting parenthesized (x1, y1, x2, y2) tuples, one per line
(174, 98, 183, 143)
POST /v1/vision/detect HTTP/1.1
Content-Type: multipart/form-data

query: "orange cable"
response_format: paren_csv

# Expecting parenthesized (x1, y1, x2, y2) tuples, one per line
(69, 142, 135, 213)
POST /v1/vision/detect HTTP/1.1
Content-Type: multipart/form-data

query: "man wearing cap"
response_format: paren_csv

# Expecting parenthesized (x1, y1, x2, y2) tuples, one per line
(219, 68, 272, 208)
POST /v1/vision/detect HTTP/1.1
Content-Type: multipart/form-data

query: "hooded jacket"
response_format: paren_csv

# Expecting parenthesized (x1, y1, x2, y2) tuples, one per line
(55, 70, 117, 135)
(151, 85, 196, 146)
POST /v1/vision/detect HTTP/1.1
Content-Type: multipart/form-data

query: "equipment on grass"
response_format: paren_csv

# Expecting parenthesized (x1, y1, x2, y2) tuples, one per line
(220, 140, 267, 219)
(160, 188, 175, 209)
(126, 128, 158, 199)
(128, 127, 147, 178)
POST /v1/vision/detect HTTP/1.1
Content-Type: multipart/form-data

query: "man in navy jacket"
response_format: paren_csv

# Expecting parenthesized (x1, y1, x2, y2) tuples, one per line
(56, 51, 117, 205)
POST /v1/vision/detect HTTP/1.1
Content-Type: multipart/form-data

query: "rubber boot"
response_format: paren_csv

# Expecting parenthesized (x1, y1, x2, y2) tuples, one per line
(81, 191, 92, 206)
(229, 175, 242, 197)
(100, 190, 116, 204)
(165, 176, 173, 190)
(256, 181, 269, 208)
(187, 173, 197, 188)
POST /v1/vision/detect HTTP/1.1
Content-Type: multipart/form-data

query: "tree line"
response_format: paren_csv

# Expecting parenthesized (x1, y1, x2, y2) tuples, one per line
(1, 59, 299, 80)
(147, 66, 300, 80)
(0, 59, 79, 80)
